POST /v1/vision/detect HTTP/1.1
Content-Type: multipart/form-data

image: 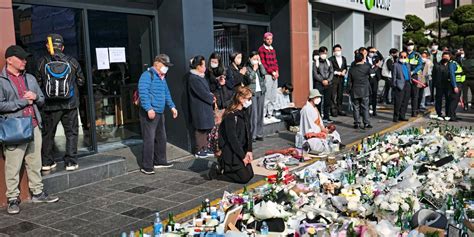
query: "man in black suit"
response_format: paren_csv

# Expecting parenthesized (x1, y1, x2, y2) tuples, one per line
(328, 44, 347, 116)
(347, 53, 372, 129)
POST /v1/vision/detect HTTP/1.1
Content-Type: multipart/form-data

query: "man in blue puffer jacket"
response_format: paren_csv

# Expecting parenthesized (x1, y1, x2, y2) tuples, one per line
(138, 54, 178, 175)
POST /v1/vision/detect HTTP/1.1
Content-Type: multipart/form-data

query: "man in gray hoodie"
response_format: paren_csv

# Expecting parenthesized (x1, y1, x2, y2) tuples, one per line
(0, 45, 59, 215)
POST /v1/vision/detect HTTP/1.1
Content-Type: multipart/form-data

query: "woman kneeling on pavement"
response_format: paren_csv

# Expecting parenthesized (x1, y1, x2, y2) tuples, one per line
(208, 86, 254, 184)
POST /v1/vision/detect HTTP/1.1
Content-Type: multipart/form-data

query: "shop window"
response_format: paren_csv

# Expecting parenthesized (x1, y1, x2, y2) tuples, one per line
(88, 10, 154, 145)
(12, 4, 93, 156)
(312, 11, 333, 54)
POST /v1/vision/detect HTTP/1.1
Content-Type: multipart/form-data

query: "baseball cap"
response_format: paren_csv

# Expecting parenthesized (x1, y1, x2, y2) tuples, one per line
(407, 40, 415, 45)
(5, 45, 31, 60)
(308, 89, 322, 99)
(47, 34, 64, 46)
(154, 54, 173, 67)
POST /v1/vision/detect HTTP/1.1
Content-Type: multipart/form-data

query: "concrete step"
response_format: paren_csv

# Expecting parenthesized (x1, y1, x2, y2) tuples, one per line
(42, 154, 127, 194)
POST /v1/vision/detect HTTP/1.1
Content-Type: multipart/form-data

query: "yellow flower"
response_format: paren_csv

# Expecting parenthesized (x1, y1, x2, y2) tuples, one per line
(307, 227, 316, 235)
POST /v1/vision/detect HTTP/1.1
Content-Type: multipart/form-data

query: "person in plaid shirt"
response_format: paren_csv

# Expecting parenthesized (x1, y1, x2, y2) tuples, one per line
(258, 32, 281, 124)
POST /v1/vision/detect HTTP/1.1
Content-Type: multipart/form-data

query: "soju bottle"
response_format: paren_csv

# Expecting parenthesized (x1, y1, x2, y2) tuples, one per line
(242, 186, 249, 203)
(446, 194, 453, 211)
(167, 213, 175, 232)
(347, 222, 357, 237)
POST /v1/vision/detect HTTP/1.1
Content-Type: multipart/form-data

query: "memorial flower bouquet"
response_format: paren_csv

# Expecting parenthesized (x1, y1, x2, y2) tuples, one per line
(374, 188, 420, 223)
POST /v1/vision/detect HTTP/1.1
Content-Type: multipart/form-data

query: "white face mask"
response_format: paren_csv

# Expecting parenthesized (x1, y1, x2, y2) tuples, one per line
(461, 54, 465, 58)
(369, 53, 375, 58)
(400, 59, 407, 64)
(160, 66, 169, 74)
(210, 62, 219, 68)
(407, 45, 415, 51)
(313, 55, 319, 61)
(334, 51, 342, 57)
(431, 45, 438, 51)
(319, 54, 327, 60)
(243, 99, 252, 108)
(251, 60, 259, 65)
(314, 97, 321, 105)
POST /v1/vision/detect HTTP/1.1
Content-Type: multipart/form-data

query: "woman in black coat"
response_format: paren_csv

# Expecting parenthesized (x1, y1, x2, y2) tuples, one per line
(227, 51, 247, 88)
(207, 86, 254, 184)
(207, 52, 233, 110)
(188, 55, 215, 158)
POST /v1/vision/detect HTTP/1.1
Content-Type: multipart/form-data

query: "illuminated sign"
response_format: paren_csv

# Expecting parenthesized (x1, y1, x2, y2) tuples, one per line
(351, 0, 392, 11)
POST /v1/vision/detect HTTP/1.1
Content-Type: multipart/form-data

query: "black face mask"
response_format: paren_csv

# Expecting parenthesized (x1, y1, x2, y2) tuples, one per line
(441, 59, 449, 64)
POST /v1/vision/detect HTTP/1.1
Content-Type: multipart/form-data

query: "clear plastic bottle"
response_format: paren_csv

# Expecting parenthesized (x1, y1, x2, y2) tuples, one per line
(260, 221, 269, 235)
(153, 212, 162, 236)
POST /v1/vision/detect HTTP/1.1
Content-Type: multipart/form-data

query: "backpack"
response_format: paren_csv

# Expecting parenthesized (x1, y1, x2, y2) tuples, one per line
(133, 69, 154, 106)
(44, 56, 74, 99)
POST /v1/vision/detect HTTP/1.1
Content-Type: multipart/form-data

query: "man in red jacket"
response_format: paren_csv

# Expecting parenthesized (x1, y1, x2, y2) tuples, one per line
(258, 32, 280, 124)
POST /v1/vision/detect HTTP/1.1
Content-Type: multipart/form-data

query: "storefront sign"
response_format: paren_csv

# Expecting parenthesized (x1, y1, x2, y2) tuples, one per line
(352, 0, 392, 11)
(108, 47, 126, 63)
(311, 0, 405, 20)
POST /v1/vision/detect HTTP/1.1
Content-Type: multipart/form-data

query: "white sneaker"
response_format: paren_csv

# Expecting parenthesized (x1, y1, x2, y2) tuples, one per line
(41, 162, 57, 171)
(270, 117, 281, 123)
(263, 117, 273, 125)
(65, 164, 79, 171)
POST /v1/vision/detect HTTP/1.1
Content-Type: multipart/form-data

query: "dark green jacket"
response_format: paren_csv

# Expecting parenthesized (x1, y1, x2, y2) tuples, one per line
(243, 63, 267, 95)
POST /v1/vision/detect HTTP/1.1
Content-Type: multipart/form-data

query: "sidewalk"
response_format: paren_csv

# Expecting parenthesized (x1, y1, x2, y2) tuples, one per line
(2, 106, 471, 236)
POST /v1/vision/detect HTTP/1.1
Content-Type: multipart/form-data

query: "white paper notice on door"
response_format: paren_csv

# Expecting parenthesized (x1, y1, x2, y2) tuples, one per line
(108, 47, 126, 63)
(96, 48, 110, 70)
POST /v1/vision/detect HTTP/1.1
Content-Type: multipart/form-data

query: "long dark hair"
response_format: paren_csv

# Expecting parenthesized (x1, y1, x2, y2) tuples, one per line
(224, 86, 252, 117)
(208, 52, 225, 76)
(247, 51, 259, 67)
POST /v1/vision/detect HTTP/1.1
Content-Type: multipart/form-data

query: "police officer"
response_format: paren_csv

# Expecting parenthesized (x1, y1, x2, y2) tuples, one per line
(435, 52, 459, 121)
(449, 51, 465, 120)
(406, 40, 423, 117)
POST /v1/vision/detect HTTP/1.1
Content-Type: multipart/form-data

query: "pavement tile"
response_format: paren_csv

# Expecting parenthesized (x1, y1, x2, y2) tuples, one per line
(30, 212, 71, 226)
(124, 186, 156, 194)
(81, 197, 117, 209)
(50, 218, 90, 232)
(108, 182, 140, 191)
(104, 191, 138, 201)
(121, 207, 155, 219)
(18, 227, 64, 237)
(57, 205, 94, 217)
(165, 193, 199, 203)
(95, 215, 140, 230)
(56, 192, 96, 204)
(101, 202, 137, 213)
(180, 177, 208, 186)
(0, 215, 22, 229)
(122, 195, 159, 207)
(38, 200, 75, 212)
(0, 221, 40, 235)
(71, 223, 108, 237)
(142, 188, 174, 199)
(76, 209, 117, 222)
(143, 199, 180, 213)
(160, 182, 194, 192)
(181, 186, 214, 196)
(9, 206, 52, 221)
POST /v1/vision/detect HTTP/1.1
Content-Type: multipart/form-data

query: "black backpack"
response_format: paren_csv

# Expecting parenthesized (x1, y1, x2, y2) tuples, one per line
(43, 55, 74, 99)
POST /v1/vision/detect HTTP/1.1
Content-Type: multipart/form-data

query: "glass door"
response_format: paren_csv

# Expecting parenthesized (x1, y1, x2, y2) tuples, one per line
(87, 10, 154, 145)
(13, 4, 94, 157)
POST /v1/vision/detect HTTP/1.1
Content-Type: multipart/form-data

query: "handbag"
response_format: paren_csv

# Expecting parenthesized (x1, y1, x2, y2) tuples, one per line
(213, 102, 225, 125)
(0, 116, 34, 145)
(0, 74, 34, 145)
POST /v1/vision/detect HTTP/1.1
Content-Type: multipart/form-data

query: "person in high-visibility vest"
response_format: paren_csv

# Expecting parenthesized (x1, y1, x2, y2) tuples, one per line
(448, 51, 465, 120)
(406, 40, 423, 117)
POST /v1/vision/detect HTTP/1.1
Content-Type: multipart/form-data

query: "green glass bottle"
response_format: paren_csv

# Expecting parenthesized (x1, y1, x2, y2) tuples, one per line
(447, 194, 453, 211)
(167, 213, 175, 232)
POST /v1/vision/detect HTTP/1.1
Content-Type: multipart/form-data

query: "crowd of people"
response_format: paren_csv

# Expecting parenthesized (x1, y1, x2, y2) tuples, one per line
(1, 30, 472, 214)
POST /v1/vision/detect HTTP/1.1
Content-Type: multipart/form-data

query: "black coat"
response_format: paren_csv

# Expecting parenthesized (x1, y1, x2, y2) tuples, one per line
(188, 73, 215, 130)
(328, 56, 348, 77)
(214, 84, 233, 110)
(228, 65, 244, 88)
(347, 63, 372, 98)
(218, 109, 252, 173)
